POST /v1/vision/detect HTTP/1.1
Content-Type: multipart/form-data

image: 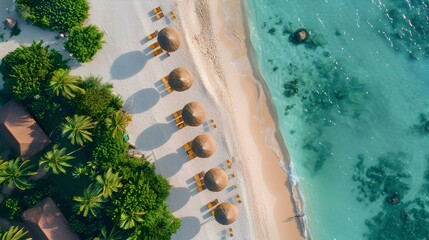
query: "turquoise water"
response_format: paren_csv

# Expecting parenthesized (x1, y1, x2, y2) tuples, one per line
(245, 0, 429, 239)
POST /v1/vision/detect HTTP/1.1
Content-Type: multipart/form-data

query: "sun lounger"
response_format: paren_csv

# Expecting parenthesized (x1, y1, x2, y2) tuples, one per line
(173, 110, 182, 119)
(197, 185, 205, 192)
(178, 122, 187, 129)
(153, 48, 163, 56)
(186, 149, 194, 156)
(166, 88, 173, 94)
(156, 12, 165, 20)
(150, 42, 160, 49)
(207, 199, 219, 209)
(175, 117, 184, 125)
(194, 171, 205, 181)
(183, 142, 191, 150)
(188, 153, 196, 160)
(196, 179, 204, 187)
(210, 210, 215, 216)
(152, 7, 162, 14)
(147, 30, 158, 40)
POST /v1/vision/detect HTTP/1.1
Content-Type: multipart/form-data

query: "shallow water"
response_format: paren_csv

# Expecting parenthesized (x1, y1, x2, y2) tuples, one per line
(245, 0, 429, 239)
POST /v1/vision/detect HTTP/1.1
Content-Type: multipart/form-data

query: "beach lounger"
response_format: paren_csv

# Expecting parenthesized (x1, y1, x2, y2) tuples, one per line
(197, 185, 205, 192)
(170, 11, 177, 19)
(188, 153, 196, 160)
(166, 88, 173, 94)
(147, 30, 158, 40)
(196, 179, 204, 187)
(183, 142, 191, 150)
(152, 7, 162, 14)
(210, 210, 215, 216)
(175, 117, 184, 125)
(178, 122, 187, 129)
(194, 171, 205, 181)
(207, 199, 219, 209)
(150, 42, 160, 49)
(156, 12, 165, 20)
(173, 110, 182, 119)
(153, 48, 163, 56)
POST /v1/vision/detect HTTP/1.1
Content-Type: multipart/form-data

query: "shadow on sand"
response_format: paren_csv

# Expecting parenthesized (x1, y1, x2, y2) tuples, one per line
(110, 51, 148, 80)
(154, 153, 186, 178)
(136, 122, 176, 150)
(124, 88, 160, 114)
(167, 187, 191, 212)
(172, 216, 201, 240)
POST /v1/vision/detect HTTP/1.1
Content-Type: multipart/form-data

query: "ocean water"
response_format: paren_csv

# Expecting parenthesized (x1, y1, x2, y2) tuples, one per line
(245, 0, 429, 239)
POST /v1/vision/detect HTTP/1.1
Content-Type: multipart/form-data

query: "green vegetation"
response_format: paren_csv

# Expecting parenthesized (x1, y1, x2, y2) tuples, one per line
(0, 43, 180, 239)
(0, 41, 67, 101)
(16, 0, 89, 31)
(0, 226, 29, 240)
(64, 25, 105, 63)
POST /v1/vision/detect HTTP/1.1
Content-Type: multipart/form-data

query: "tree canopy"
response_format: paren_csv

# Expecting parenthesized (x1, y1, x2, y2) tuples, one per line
(64, 25, 105, 63)
(16, 0, 89, 31)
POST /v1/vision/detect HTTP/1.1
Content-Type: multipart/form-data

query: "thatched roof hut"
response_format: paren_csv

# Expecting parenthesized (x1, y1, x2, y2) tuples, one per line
(214, 202, 239, 225)
(191, 134, 217, 158)
(0, 100, 51, 159)
(21, 197, 80, 240)
(203, 168, 229, 192)
(182, 102, 206, 126)
(157, 27, 181, 52)
(4, 18, 16, 29)
(168, 67, 194, 92)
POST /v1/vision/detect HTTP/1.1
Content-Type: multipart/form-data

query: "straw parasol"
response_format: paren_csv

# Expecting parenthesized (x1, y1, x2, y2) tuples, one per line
(182, 102, 206, 126)
(191, 134, 217, 158)
(168, 67, 194, 92)
(203, 168, 229, 192)
(157, 27, 181, 52)
(4, 18, 16, 29)
(214, 202, 239, 225)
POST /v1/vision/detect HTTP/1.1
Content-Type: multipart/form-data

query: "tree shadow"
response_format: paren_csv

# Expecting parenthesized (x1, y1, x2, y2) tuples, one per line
(154, 153, 185, 178)
(135, 123, 176, 151)
(167, 187, 191, 212)
(110, 51, 147, 80)
(124, 88, 160, 114)
(172, 216, 201, 240)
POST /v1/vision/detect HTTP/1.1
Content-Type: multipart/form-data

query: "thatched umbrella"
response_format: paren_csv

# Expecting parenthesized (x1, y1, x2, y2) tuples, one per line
(214, 202, 239, 225)
(191, 134, 216, 158)
(168, 67, 194, 92)
(203, 168, 229, 192)
(182, 102, 206, 126)
(157, 27, 181, 52)
(4, 18, 16, 29)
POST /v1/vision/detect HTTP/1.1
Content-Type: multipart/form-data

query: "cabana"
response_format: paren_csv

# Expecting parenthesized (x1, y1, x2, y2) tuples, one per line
(214, 202, 239, 225)
(0, 100, 51, 159)
(157, 27, 181, 52)
(191, 134, 217, 158)
(203, 168, 229, 192)
(182, 102, 206, 126)
(168, 67, 194, 92)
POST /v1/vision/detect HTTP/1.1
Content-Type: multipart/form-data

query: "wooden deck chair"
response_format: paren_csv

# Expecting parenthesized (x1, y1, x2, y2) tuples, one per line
(207, 199, 219, 209)
(188, 153, 196, 160)
(210, 210, 215, 216)
(183, 142, 191, 150)
(197, 185, 205, 192)
(147, 30, 158, 40)
(175, 117, 184, 125)
(153, 48, 163, 56)
(178, 122, 187, 129)
(166, 88, 173, 94)
(196, 179, 204, 187)
(150, 42, 160, 49)
(152, 7, 162, 14)
(156, 12, 165, 20)
(194, 171, 205, 181)
(173, 109, 182, 119)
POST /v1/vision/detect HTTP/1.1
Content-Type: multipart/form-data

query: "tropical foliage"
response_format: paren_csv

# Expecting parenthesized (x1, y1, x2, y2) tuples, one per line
(95, 169, 122, 199)
(73, 184, 104, 217)
(64, 25, 105, 63)
(0, 226, 30, 240)
(106, 110, 132, 137)
(0, 41, 67, 101)
(49, 69, 85, 99)
(62, 115, 96, 145)
(0, 158, 35, 191)
(16, 0, 89, 31)
(39, 145, 75, 175)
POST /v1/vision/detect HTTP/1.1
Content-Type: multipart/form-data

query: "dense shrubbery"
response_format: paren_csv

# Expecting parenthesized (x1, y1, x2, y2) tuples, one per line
(65, 25, 105, 62)
(16, 0, 89, 31)
(0, 41, 67, 101)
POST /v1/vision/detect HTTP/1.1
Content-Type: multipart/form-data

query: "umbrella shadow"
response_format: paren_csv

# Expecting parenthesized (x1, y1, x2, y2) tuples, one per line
(154, 153, 185, 178)
(167, 187, 191, 212)
(172, 216, 201, 240)
(110, 51, 148, 80)
(124, 88, 160, 114)
(136, 123, 175, 150)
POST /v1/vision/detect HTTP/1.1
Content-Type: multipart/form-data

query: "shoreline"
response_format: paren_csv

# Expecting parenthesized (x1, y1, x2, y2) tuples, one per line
(217, 0, 307, 238)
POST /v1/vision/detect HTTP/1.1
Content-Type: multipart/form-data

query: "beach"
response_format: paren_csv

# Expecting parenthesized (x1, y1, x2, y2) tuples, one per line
(0, 0, 304, 239)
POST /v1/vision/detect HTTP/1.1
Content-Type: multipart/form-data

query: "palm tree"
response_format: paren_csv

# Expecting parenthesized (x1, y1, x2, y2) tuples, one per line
(0, 158, 35, 191)
(93, 226, 122, 240)
(0, 226, 30, 240)
(49, 69, 85, 99)
(73, 184, 105, 217)
(39, 144, 75, 175)
(61, 115, 96, 146)
(105, 110, 132, 137)
(95, 168, 123, 199)
(118, 211, 145, 230)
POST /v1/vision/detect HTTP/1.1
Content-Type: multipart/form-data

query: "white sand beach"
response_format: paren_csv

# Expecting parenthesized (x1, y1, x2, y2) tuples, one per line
(0, 0, 304, 239)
